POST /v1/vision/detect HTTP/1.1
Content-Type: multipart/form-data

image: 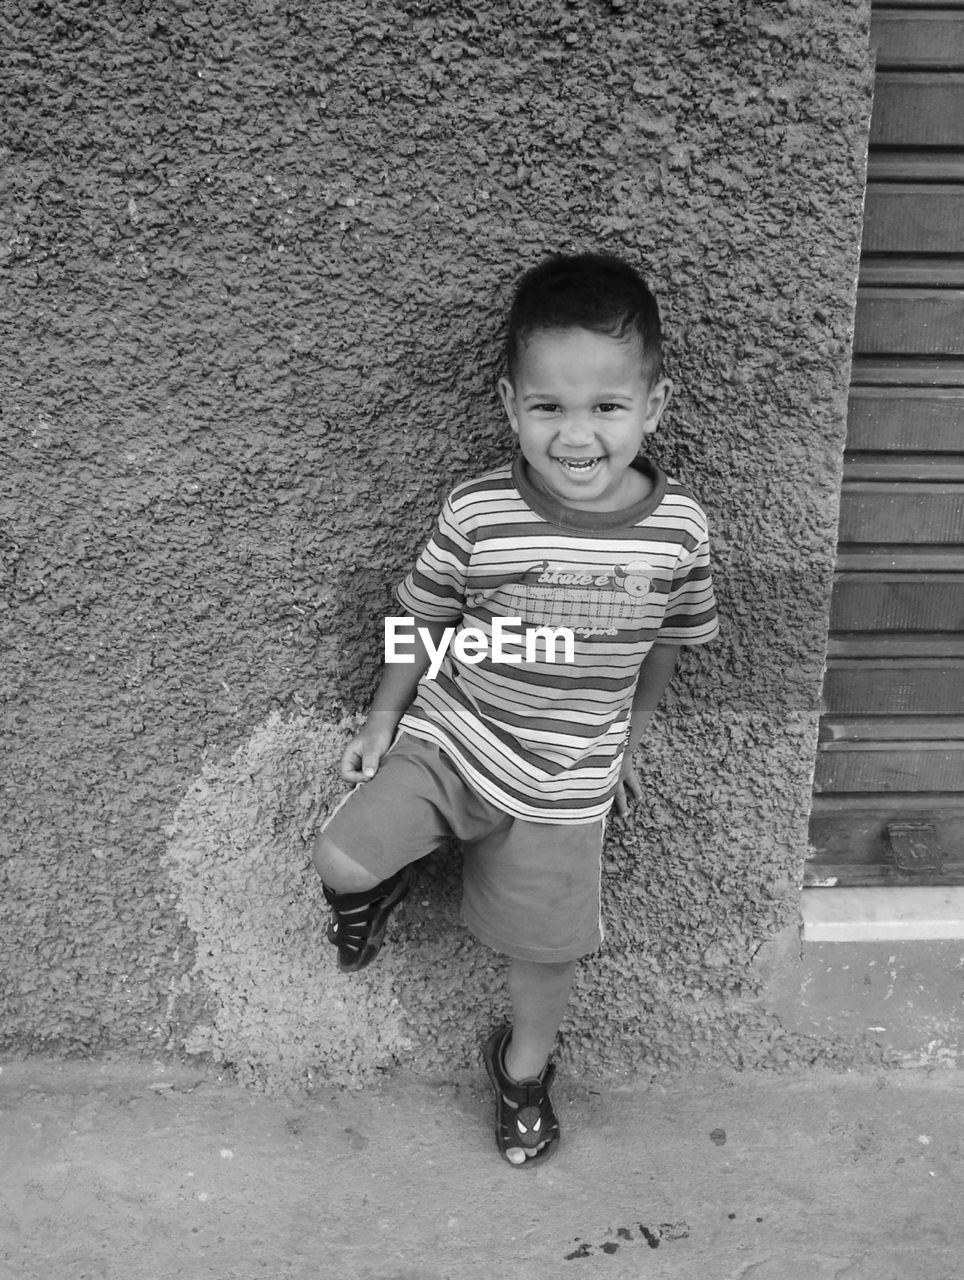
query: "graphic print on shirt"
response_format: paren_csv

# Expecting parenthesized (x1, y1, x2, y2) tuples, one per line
(394, 462, 719, 823)
(467, 559, 659, 637)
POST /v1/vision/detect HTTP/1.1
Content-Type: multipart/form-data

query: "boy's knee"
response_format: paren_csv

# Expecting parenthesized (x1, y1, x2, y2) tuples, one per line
(312, 832, 381, 894)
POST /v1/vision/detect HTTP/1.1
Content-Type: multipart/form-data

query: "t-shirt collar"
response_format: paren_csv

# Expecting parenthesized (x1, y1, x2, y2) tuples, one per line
(511, 454, 667, 531)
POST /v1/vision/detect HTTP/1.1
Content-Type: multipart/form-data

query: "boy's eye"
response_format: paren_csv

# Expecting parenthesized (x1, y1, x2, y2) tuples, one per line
(597, 402, 623, 413)
(532, 402, 559, 413)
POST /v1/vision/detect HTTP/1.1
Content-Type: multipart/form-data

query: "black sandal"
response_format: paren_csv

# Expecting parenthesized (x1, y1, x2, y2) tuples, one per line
(483, 1025, 560, 1167)
(323, 865, 414, 972)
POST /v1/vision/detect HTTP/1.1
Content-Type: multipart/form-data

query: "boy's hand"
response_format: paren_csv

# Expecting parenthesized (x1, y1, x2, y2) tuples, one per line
(340, 719, 396, 784)
(613, 756, 643, 818)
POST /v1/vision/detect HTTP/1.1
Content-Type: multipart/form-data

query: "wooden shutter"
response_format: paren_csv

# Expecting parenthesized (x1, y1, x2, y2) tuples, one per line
(808, 2, 964, 887)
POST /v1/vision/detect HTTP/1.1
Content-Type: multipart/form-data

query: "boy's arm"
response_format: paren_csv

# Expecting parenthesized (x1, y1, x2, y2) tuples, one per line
(340, 617, 452, 783)
(613, 643, 681, 818)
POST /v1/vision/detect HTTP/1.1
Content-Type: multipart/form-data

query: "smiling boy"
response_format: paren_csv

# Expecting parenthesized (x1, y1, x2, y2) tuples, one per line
(313, 253, 718, 1166)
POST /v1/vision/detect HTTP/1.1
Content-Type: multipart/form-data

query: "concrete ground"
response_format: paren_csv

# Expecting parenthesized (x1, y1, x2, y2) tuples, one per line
(2, 1058, 962, 1280)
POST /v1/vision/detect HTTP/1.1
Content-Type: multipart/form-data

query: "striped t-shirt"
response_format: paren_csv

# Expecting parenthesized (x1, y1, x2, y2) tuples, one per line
(395, 455, 718, 824)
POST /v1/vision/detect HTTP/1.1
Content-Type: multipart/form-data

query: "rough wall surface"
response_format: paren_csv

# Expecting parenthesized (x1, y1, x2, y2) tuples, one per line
(2, 0, 873, 1086)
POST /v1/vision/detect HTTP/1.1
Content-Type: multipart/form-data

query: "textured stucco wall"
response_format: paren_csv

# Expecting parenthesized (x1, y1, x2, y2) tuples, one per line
(2, 0, 873, 1086)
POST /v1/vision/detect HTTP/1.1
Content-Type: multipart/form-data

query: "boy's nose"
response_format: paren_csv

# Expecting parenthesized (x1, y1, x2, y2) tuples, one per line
(558, 414, 595, 444)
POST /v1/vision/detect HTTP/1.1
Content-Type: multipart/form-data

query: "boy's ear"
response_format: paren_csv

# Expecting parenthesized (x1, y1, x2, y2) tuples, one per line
(643, 376, 673, 434)
(498, 377, 520, 435)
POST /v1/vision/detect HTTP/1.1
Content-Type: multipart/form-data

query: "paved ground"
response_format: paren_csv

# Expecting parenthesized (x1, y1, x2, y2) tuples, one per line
(2, 1058, 963, 1280)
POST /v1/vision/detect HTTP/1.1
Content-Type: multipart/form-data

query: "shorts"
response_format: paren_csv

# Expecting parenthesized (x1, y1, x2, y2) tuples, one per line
(321, 733, 606, 963)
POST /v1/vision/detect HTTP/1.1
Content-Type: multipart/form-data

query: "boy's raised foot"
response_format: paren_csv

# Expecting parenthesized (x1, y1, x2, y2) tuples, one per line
(323, 865, 414, 972)
(483, 1025, 560, 1167)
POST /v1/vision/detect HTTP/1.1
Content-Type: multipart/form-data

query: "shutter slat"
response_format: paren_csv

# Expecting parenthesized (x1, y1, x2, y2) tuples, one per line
(868, 152, 964, 181)
(822, 715, 964, 740)
(852, 357, 964, 385)
(837, 548, 964, 571)
(871, 74, 964, 145)
(831, 575, 964, 631)
(854, 290, 964, 357)
(844, 457, 964, 481)
(847, 388, 964, 451)
(810, 794, 964, 877)
(859, 258, 964, 288)
(829, 634, 964, 658)
(839, 483, 964, 543)
(872, 12, 964, 70)
(823, 661, 964, 714)
(814, 742, 964, 793)
(863, 185, 964, 252)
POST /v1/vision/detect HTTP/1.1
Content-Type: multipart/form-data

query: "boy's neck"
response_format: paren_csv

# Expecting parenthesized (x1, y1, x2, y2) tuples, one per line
(619, 460, 654, 506)
(514, 455, 665, 528)
(522, 456, 654, 512)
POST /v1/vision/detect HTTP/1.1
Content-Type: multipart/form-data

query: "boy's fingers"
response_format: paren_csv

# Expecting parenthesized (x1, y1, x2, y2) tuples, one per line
(611, 771, 641, 818)
(360, 749, 380, 779)
(339, 733, 390, 782)
(340, 741, 366, 781)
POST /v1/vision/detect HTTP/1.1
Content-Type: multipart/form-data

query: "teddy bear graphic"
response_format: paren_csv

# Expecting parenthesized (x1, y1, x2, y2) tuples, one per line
(613, 560, 653, 599)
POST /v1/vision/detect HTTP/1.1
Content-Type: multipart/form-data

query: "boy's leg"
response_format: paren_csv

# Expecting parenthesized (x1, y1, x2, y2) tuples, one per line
(312, 833, 384, 893)
(314, 834, 416, 973)
(461, 814, 604, 1166)
(312, 736, 453, 972)
(505, 957, 576, 1083)
(484, 957, 575, 1165)
(482, 959, 576, 1167)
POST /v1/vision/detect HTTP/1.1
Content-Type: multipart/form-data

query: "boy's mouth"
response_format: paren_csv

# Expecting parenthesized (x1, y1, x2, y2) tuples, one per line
(554, 456, 603, 473)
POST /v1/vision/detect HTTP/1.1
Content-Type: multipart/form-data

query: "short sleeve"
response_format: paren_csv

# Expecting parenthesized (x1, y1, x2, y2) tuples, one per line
(656, 520, 719, 645)
(395, 494, 473, 622)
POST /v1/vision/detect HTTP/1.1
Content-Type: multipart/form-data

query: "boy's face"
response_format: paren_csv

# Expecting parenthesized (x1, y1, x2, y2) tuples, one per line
(498, 326, 672, 512)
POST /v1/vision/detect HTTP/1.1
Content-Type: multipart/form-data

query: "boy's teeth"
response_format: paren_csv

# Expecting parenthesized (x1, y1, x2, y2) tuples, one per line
(559, 458, 598, 470)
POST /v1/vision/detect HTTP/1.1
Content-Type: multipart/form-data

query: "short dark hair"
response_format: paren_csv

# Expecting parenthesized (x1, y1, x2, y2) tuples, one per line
(505, 252, 664, 384)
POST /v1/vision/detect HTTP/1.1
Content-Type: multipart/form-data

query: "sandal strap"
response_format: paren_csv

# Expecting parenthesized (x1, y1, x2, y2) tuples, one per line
(323, 866, 413, 971)
(323, 866, 409, 915)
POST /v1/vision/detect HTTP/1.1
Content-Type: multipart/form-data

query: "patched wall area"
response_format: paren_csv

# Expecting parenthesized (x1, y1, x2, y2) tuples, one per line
(2, 0, 872, 1084)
